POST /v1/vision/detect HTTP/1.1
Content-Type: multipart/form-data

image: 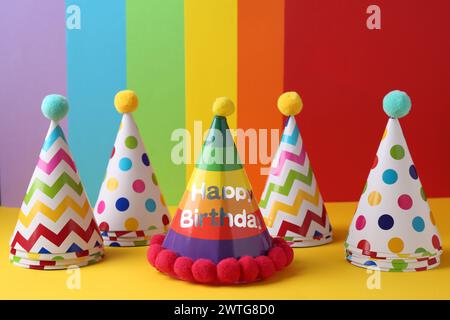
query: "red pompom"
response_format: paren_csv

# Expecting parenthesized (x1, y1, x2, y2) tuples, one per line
(174, 257, 194, 282)
(192, 259, 217, 284)
(255, 256, 276, 279)
(217, 258, 240, 284)
(272, 237, 289, 248)
(155, 249, 177, 274)
(281, 243, 294, 266)
(150, 234, 165, 245)
(268, 247, 287, 270)
(147, 244, 162, 266)
(238, 256, 259, 283)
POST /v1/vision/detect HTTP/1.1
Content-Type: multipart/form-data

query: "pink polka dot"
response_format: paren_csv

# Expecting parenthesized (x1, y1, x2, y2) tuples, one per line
(132, 179, 146, 193)
(99, 222, 109, 232)
(110, 147, 115, 158)
(357, 239, 371, 251)
(398, 194, 413, 210)
(371, 155, 378, 169)
(97, 201, 105, 214)
(355, 215, 366, 230)
(432, 235, 441, 250)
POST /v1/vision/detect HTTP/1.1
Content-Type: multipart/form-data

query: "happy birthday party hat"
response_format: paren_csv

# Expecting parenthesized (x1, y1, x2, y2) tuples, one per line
(9, 95, 104, 269)
(94, 90, 170, 247)
(345, 90, 442, 272)
(148, 98, 294, 285)
(260, 92, 332, 247)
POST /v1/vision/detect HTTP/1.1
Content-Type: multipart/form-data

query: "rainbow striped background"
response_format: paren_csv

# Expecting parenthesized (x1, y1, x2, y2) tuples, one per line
(67, 0, 285, 206)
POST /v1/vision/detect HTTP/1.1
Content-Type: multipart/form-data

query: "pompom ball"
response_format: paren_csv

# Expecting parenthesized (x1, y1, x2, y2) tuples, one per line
(192, 259, 217, 284)
(280, 244, 294, 266)
(41, 94, 69, 122)
(278, 91, 303, 116)
(174, 257, 194, 282)
(155, 249, 177, 274)
(383, 90, 411, 119)
(238, 256, 259, 283)
(150, 234, 165, 246)
(217, 258, 241, 284)
(147, 244, 162, 266)
(268, 247, 288, 270)
(212, 97, 235, 117)
(115, 90, 138, 113)
(255, 256, 276, 280)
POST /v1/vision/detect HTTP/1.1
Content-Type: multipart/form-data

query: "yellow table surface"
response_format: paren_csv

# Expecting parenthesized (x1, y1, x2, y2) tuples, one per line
(1, 198, 449, 300)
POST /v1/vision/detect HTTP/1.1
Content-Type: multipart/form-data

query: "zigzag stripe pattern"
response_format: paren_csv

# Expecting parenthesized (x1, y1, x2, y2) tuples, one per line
(42, 126, 66, 151)
(281, 119, 299, 146)
(259, 167, 313, 208)
(23, 173, 83, 205)
(37, 149, 77, 174)
(270, 148, 306, 176)
(264, 185, 321, 228)
(11, 219, 100, 252)
(277, 205, 328, 237)
(18, 197, 90, 228)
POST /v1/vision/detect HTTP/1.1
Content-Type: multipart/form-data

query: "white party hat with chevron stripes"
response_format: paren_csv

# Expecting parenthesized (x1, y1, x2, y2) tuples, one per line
(260, 92, 332, 247)
(9, 95, 103, 269)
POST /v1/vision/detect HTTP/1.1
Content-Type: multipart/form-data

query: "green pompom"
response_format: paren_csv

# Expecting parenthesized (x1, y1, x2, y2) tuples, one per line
(41, 94, 69, 121)
(383, 90, 411, 119)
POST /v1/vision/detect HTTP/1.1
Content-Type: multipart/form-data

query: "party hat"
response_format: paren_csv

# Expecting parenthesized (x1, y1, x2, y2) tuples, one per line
(260, 92, 332, 247)
(147, 98, 294, 284)
(345, 90, 442, 272)
(94, 90, 170, 247)
(9, 95, 104, 269)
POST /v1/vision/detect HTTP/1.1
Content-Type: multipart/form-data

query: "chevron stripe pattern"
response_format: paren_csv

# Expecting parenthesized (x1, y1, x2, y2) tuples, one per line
(10, 121, 103, 256)
(260, 116, 332, 247)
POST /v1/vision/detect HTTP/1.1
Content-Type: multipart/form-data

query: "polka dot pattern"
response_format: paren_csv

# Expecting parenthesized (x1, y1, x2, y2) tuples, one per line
(378, 214, 394, 230)
(142, 153, 150, 166)
(390, 145, 405, 160)
(125, 218, 139, 231)
(125, 136, 138, 149)
(382, 169, 398, 185)
(145, 199, 156, 213)
(412, 216, 425, 232)
(388, 237, 404, 253)
(107, 178, 119, 191)
(368, 191, 382, 206)
(119, 157, 132, 171)
(398, 194, 413, 210)
(355, 215, 366, 231)
(132, 179, 145, 193)
(409, 165, 418, 180)
(97, 201, 105, 214)
(116, 197, 130, 212)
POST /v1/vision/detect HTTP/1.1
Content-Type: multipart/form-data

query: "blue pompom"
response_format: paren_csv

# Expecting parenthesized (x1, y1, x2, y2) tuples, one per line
(382, 90, 411, 119)
(41, 94, 69, 121)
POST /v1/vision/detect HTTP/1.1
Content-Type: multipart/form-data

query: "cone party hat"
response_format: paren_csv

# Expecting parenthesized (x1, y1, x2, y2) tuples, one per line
(260, 92, 332, 247)
(148, 98, 294, 284)
(345, 90, 443, 272)
(94, 90, 171, 247)
(9, 95, 104, 269)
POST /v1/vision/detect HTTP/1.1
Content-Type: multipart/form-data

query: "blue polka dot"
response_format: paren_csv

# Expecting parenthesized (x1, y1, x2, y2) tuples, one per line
(412, 216, 425, 232)
(142, 153, 150, 166)
(110, 242, 121, 247)
(115, 197, 130, 212)
(409, 165, 418, 180)
(364, 261, 377, 267)
(119, 157, 132, 171)
(145, 199, 156, 212)
(378, 214, 394, 230)
(382, 169, 398, 185)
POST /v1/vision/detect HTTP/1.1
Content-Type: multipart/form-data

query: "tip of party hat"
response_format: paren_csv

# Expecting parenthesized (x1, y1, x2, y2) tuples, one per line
(41, 94, 69, 122)
(277, 91, 303, 116)
(212, 97, 235, 117)
(383, 90, 411, 119)
(115, 90, 139, 113)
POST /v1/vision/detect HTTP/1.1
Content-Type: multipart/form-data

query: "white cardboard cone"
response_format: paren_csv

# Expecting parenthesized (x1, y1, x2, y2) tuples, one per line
(260, 113, 332, 247)
(346, 118, 442, 261)
(9, 98, 104, 258)
(94, 92, 170, 243)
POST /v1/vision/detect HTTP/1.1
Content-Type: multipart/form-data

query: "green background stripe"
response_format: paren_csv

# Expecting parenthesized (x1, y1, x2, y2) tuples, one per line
(126, 0, 186, 205)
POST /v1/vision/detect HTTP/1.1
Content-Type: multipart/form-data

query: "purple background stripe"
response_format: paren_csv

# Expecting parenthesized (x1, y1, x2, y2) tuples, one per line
(0, 0, 67, 207)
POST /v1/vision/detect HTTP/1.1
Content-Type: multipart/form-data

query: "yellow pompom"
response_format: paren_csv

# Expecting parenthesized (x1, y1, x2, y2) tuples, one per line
(277, 91, 303, 116)
(212, 97, 235, 117)
(114, 90, 138, 113)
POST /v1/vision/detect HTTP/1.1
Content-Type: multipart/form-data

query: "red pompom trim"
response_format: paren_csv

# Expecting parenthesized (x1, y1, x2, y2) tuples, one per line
(148, 235, 294, 285)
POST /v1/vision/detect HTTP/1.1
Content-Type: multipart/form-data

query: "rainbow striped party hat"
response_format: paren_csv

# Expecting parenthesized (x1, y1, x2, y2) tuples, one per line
(9, 95, 104, 270)
(345, 90, 443, 272)
(94, 90, 171, 247)
(148, 97, 294, 285)
(260, 92, 332, 247)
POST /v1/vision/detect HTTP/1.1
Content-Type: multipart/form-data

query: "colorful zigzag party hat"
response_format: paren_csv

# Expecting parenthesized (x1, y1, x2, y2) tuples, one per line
(345, 90, 443, 272)
(260, 92, 332, 247)
(147, 97, 294, 284)
(94, 90, 171, 247)
(9, 95, 104, 269)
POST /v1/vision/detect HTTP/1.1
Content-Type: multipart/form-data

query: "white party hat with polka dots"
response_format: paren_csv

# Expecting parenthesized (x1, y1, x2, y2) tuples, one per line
(93, 90, 171, 247)
(345, 90, 442, 272)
